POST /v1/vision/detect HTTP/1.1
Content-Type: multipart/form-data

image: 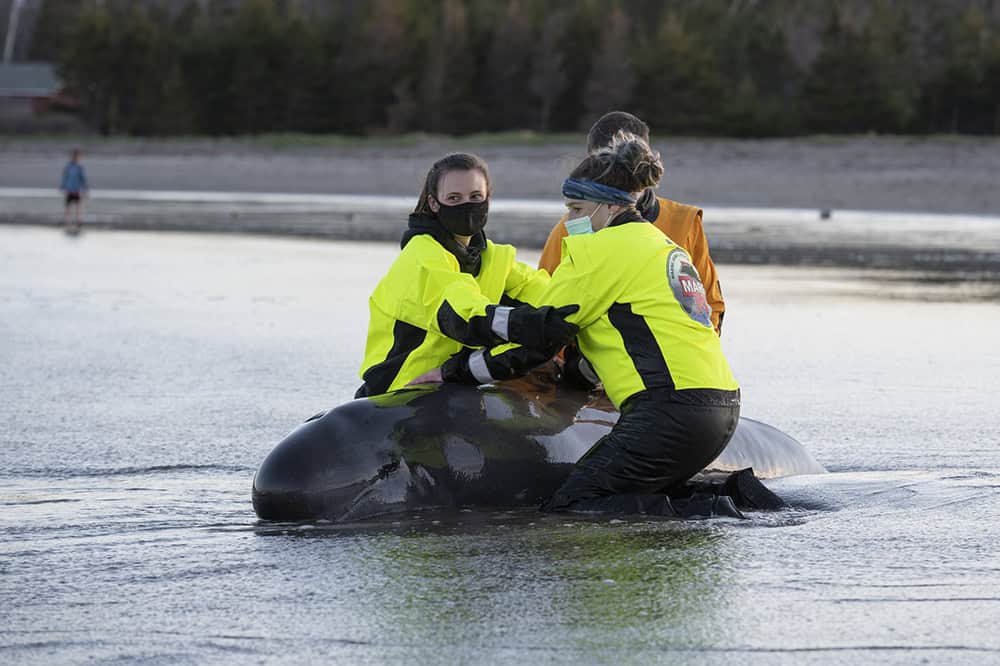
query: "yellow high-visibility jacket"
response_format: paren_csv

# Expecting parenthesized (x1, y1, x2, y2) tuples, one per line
(358, 230, 551, 397)
(539, 192, 726, 335)
(538, 213, 738, 409)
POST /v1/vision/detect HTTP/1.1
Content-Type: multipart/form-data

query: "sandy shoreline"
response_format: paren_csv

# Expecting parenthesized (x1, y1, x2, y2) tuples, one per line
(4, 135, 1000, 213)
(2, 135, 998, 277)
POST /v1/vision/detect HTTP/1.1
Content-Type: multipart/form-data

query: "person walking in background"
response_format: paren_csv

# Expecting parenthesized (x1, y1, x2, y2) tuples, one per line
(60, 149, 88, 231)
(538, 112, 727, 335)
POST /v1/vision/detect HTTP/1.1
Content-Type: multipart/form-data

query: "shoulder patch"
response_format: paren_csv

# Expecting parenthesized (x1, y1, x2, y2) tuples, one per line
(666, 248, 712, 328)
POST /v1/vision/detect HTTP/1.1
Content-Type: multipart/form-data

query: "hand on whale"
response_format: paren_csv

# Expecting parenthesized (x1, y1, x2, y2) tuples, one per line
(407, 368, 443, 385)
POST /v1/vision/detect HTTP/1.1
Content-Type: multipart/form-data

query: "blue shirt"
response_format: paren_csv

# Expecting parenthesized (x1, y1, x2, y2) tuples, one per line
(61, 162, 87, 193)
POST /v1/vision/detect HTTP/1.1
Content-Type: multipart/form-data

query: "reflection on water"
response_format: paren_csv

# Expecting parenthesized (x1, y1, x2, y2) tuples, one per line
(1, 227, 998, 663)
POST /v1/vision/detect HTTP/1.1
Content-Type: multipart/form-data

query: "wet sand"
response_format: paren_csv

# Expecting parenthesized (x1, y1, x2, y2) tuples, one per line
(2, 135, 998, 276)
(3, 135, 1000, 213)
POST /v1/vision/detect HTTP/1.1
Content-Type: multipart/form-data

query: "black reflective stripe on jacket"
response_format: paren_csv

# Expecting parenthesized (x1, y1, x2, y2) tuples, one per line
(356, 320, 427, 398)
(436, 301, 502, 347)
(607, 301, 674, 391)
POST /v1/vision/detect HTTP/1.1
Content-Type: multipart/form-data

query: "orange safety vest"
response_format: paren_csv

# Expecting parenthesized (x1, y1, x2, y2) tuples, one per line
(538, 195, 725, 335)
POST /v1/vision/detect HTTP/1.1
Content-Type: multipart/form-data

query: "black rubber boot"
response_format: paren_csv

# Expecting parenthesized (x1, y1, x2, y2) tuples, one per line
(720, 468, 786, 510)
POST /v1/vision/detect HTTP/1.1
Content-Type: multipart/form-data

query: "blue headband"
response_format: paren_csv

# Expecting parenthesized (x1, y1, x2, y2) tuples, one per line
(561, 177, 637, 206)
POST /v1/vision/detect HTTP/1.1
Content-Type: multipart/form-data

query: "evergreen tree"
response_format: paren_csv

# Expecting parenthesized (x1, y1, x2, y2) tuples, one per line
(920, 7, 999, 133)
(26, 0, 83, 61)
(800, 10, 909, 133)
(581, 6, 635, 131)
(866, 0, 919, 131)
(41, 0, 1000, 137)
(226, 0, 292, 133)
(112, 3, 185, 136)
(281, 11, 328, 133)
(179, 9, 239, 134)
(549, 0, 603, 133)
(362, 0, 417, 132)
(484, 0, 534, 131)
(716, 6, 801, 136)
(529, 10, 570, 132)
(419, 0, 474, 133)
(634, 9, 725, 135)
(59, 4, 118, 134)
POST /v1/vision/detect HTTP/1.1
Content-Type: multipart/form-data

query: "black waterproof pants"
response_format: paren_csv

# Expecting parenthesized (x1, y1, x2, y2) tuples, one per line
(543, 388, 740, 514)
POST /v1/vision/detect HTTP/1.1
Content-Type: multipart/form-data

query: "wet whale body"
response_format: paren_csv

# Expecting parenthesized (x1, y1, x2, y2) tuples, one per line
(252, 369, 826, 523)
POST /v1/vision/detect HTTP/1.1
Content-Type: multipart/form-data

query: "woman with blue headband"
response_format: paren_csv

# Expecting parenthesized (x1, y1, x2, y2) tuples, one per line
(434, 133, 741, 515)
(549, 133, 740, 513)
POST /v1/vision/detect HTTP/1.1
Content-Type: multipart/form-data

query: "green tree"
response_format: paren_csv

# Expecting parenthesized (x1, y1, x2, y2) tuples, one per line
(712, 4, 801, 136)
(800, 9, 910, 133)
(529, 10, 570, 132)
(419, 0, 478, 133)
(865, 0, 919, 131)
(179, 10, 239, 134)
(45, 0, 1000, 137)
(484, 0, 534, 131)
(227, 0, 293, 133)
(59, 4, 117, 134)
(111, 4, 169, 135)
(351, 0, 421, 133)
(581, 6, 635, 131)
(920, 6, 1000, 133)
(26, 0, 82, 61)
(634, 9, 725, 135)
(280, 11, 329, 133)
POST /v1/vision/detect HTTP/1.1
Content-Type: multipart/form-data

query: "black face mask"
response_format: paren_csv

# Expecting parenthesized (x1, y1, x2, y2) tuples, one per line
(433, 198, 489, 236)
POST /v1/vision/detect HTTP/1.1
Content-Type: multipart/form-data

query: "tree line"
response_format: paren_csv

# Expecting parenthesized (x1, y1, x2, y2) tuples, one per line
(27, 0, 1000, 137)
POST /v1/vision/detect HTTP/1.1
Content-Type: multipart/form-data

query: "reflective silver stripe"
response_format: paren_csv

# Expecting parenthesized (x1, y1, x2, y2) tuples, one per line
(579, 357, 600, 385)
(490, 306, 513, 341)
(468, 350, 494, 384)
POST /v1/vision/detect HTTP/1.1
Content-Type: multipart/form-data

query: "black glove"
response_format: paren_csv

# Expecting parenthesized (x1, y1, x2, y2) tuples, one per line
(507, 304, 580, 353)
(441, 348, 477, 384)
(559, 343, 600, 390)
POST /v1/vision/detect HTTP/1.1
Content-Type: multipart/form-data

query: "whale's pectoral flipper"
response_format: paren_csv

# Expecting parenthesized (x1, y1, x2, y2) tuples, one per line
(337, 461, 452, 523)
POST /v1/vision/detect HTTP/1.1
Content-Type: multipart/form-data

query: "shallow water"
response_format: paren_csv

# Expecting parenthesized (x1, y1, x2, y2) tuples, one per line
(1, 227, 998, 664)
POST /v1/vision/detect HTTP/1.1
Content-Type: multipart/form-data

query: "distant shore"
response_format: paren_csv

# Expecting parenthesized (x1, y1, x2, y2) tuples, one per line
(2, 134, 998, 278)
(3, 133, 1000, 214)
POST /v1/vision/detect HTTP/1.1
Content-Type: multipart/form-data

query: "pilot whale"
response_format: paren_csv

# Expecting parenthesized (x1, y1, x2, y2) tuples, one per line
(252, 369, 826, 522)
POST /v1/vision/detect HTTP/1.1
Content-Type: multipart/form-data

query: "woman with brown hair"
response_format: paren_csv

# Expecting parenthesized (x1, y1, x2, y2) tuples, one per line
(356, 153, 578, 398)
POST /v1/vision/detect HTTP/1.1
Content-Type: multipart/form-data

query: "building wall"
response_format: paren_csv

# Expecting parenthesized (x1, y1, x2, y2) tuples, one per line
(0, 95, 33, 119)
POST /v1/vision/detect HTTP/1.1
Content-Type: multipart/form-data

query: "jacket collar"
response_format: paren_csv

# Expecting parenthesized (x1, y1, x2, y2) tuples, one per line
(607, 207, 650, 228)
(401, 213, 485, 275)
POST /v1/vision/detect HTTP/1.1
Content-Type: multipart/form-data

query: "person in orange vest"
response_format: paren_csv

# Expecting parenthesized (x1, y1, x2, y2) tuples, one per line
(537, 111, 726, 335)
